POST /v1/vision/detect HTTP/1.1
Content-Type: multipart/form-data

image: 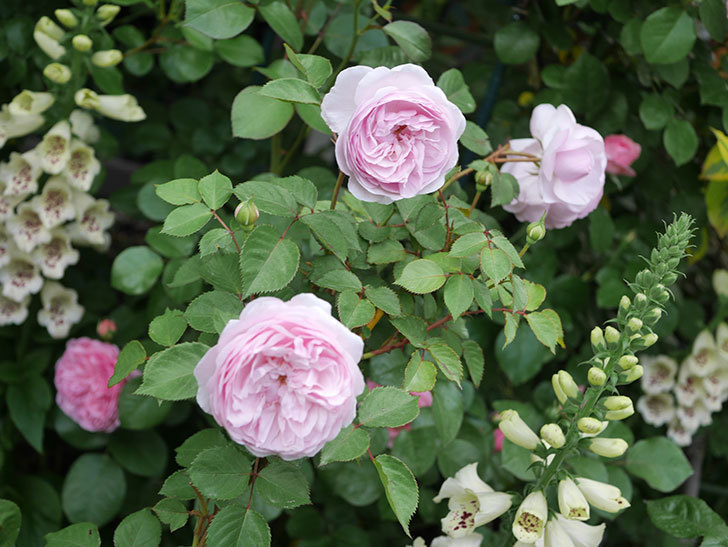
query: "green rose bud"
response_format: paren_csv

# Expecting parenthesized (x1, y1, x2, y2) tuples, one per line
(235, 198, 259, 229)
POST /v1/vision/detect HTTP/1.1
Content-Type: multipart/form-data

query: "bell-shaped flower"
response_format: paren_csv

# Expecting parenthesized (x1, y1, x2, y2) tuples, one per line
(31, 229, 79, 279)
(63, 139, 101, 191)
(544, 518, 575, 547)
(676, 401, 711, 430)
(637, 393, 675, 427)
(74, 89, 146, 122)
(716, 323, 728, 360)
(430, 534, 483, 547)
(674, 370, 705, 408)
(687, 330, 719, 377)
(434, 463, 512, 538)
(37, 281, 84, 338)
(0, 227, 18, 268)
(38, 120, 72, 174)
(67, 192, 114, 247)
(640, 355, 678, 394)
(499, 410, 540, 450)
(0, 182, 24, 222)
(587, 437, 628, 458)
(69, 109, 100, 144)
(1, 149, 42, 197)
(703, 392, 724, 412)
(667, 417, 696, 447)
(0, 105, 45, 149)
(30, 177, 76, 228)
(538, 515, 606, 547)
(0, 294, 30, 326)
(575, 478, 630, 513)
(512, 490, 547, 543)
(33, 17, 66, 60)
(7, 203, 52, 253)
(0, 250, 43, 301)
(558, 478, 589, 521)
(9, 91, 55, 117)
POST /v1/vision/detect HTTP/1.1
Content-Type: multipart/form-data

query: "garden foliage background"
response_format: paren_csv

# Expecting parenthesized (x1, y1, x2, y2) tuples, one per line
(0, 0, 727, 545)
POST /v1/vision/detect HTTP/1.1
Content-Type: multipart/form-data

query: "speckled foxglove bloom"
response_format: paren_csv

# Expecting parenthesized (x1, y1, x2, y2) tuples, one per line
(676, 401, 711, 430)
(675, 367, 705, 407)
(0, 106, 45, 149)
(54, 337, 126, 432)
(194, 294, 365, 460)
(433, 462, 511, 538)
(67, 192, 114, 248)
(0, 228, 16, 268)
(0, 251, 43, 301)
(575, 478, 630, 513)
(37, 281, 83, 338)
(558, 478, 590, 521)
(517, 515, 605, 547)
(62, 140, 100, 191)
(30, 177, 76, 228)
(667, 416, 696, 447)
(9, 91, 55, 117)
(1, 150, 42, 197)
(0, 184, 24, 222)
(500, 104, 606, 229)
(637, 393, 675, 426)
(74, 89, 146, 122)
(686, 330, 719, 377)
(513, 490, 547, 543)
(7, 203, 52, 252)
(0, 295, 29, 326)
(38, 120, 72, 174)
(320, 64, 466, 204)
(31, 229, 79, 279)
(640, 355, 678, 394)
(69, 110, 100, 144)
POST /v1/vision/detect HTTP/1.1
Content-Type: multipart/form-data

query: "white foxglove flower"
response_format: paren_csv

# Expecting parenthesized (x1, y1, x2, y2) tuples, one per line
(716, 323, 728, 360)
(0, 227, 18, 268)
(543, 518, 574, 547)
(540, 424, 565, 448)
(551, 515, 605, 547)
(69, 110, 100, 144)
(703, 368, 728, 398)
(676, 401, 711, 430)
(38, 120, 72, 174)
(31, 229, 79, 279)
(434, 463, 511, 538)
(0, 183, 24, 222)
(703, 393, 723, 412)
(587, 437, 628, 458)
(0, 294, 30, 325)
(512, 490, 547, 543)
(0, 149, 42, 197)
(63, 139, 101, 191)
(714, 270, 728, 298)
(431, 534, 483, 547)
(674, 372, 705, 408)
(33, 29, 66, 60)
(30, 177, 76, 228)
(499, 410, 540, 450)
(0, 251, 43, 301)
(575, 478, 630, 513)
(637, 393, 675, 427)
(74, 89, 146, 122)
(558, 478, 589, 521)
(36, 16, 64, 40)
(0, 106, 45, 149)
(667, 417, 695, 447)
(9, 91, 55, 117)
(687, 330, 719, 377)
(7, 203, 52, 252)
(602, 395, 634, 421)
(640, 355, 678, 394)
(37, 281, 84, 338)
(67, 194, 113, 247)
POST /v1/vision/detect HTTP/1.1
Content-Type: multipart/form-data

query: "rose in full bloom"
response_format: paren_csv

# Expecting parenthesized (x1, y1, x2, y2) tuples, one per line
(604, 134, 641, 176)
(501, 104, 606, 229)
(194, 294, 364, 460)
(320, 64, 466, 204)
(54, 337, 125, 432)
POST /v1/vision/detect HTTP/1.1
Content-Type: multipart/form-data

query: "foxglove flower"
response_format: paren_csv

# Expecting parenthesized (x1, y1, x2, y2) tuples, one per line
(716, 323, 728, 359)
(69, 109, 100, 144)
(513, 490, 547, 543)
(640, 355, 678, 394)
(637, 393, 675, 427)
(33, 17, 66, 59)
(0, 106, 45, 150)
(433, 462, 511, 538)
(498, 409, 540, 450)
(30, 177, 76, 228)
(0, 227, 17, 268)
(1, 150, 42, 197)
(587, 437, 628, 458)
(676, 401, 711, 430)
(0, 294, 30, 326)
(31, 229, 79, 279)
(38, 120, 72, 174)
(0, 251, 43, 301)
(519, 515, 605, 547)
(686, 330, 719, 377)
(9, 91, 55, 117)
(703, 368, 728, 398)
(430, 534, 483, 547)
(7, 203, 52, 253)
(37, 281, 84, 338)
(63, 140, 101, 191)
(575, 478, 630, 513)
(675, 370, 705, 407)
(43, 63, 72, 84)
(75, 89, 146, 122)
(667, 417, 695, 447)
(558, 478, 589, 521)
(0, 183, 24, 222)
(67, 192, 113, 247)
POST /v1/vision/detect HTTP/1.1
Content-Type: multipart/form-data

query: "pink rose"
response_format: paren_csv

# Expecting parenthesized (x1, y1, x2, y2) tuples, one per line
(54, 337, 123, 433)
(194, 294, 365, 460)
(501, 104, 606, 229)
(321, 64, 466, 204)
(604, 134, 641, 176)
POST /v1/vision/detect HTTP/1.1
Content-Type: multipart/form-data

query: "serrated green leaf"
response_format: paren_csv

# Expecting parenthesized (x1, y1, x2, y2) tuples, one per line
(113, 508, 162, 547)
(490, 231, 524, 268)
(382, 21, 431, 62)
(459, 121, 492, 155)
(358, 387, 419, 428)
(337, 291, 376, 328)
(367, 240, 407, 264)
(491, 172, 519, 208)
(301, 211, 350, 262)
(443, 274, 474, 319)
(199, 170, 233, 209)
(160, 470, 196, 500)
(46, 523, 100, 547)
(646, 495, 725, 539)
(259, 0, 303, 51)
(176, 429, 227, 467)
(436, 68, 475, 114)
(525, 280, 547, 311)
(426, 343, 463, 386)
(402, 353, 436, 392)
(373, 455, 418, 537)
(149, 308, 188, 347)
(185, 290, 243, 334)
(257, 462, 310, 509)
(525, 309, 563, 353)
(365, 286, 401, 316)
(110, 341, 146, 387)
(205, 506, 270, 547)
(136, 342, 210, 401)
(473, 279, 493, 317)
(395, 259, 446, 294)
(155, 178, 200, 205)
(152, 499, 188, 532)
(316, 270, 362, 292)
(240, 224, 300, 297)
(449, 232, 487, 258)
(390, 316, 427, 348)
(319, 425, 370, 466)
(162, 203, 212, 237)
(259, 78, 321, 105)
(185, 0, 254, 40)
(200, 252, 243, 294)
(462, 340, 484, 387)
(480, 247, 512, 283)
(189, 445, 251, 500)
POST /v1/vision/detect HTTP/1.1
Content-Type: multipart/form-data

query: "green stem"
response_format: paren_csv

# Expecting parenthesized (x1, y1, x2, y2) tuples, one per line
(330, 171, 345, 209)
(270, 133, 282, 174)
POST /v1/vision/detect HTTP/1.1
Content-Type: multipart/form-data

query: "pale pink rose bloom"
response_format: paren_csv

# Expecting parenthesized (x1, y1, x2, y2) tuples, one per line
(367, 380, 432, 446)
(604, 134, 641, 176)
(54, 337, 124, 433)
(194, 294, 364, 460)
(320, 64, 466, 204)
(493, 429, 504, 452)
(501, 104, 606, 229)
(96, 318, 117, 339)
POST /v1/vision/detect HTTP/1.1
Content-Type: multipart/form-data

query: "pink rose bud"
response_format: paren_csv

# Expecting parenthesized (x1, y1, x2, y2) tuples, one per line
(320, 64, 466, 204)
(194, 294, 365, 460)
(54, 337, 126, 433)
(97, 318, 117, 339)
(494, 429, 505, 452)
(501, 104, 607, 229)
(604, 134, 641, 176)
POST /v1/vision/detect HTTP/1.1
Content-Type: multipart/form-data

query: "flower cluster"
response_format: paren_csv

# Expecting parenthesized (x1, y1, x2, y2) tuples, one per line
(638, 325, 728, 446)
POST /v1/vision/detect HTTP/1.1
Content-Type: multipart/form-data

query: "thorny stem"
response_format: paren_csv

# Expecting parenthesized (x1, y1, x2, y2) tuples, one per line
(211, 210, 241, 254)
(191, 485, 210, 547)
(246, 458, 261, 511)
(439, 189, 452, 250)
(440, 145, 539, 192)
(330, 171, 345, 209)
(467, 191, 482, 217)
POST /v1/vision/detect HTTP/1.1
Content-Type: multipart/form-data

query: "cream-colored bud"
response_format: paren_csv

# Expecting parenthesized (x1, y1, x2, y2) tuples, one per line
(576, 478, 630, 513)
(552, 373, 567, 404)
(96, 4, 120, 24)
(591, 326, 605, 351)
(605, 326, 620, 346)
(627, 317, 643, 333)
(577, 417, 605, 435)
(588, 367, 606, 387)
(36, 16, 65, 40)
(557, 371, 580, 400)
(619, 295, 631, 314)
(55, 9, 78, 28)
(43, 63, 72, 84)
(635, 293, 648, 305)
(91, 49, 123, 67)
(540, 423, 565, 449)
(72, 34, 93, 52)
(498, 409, 540, 451)
(588, 437, 629, 458)
(618, 355, 638, 370)
(642, 333, 658, 348)
(620, 365, 643, 383)
(603, 395, 634, 420)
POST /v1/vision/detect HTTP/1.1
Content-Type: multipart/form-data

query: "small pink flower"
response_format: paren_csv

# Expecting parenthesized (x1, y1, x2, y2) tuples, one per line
(96, 318, 117, 340)
(604, 134, 641, 176)
(194, 294, 364, 460)
(493, 429, 505, 452)
(54, 337, 125, 433)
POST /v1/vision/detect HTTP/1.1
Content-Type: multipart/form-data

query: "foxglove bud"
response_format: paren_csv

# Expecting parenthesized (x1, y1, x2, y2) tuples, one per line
(576, 478, 630, 513)
(603, 395, 634, 420)
(591, 327, 605, 352)
(588, 367, 606, 386)
(632, 332, 658, 350)
(235, 198, 259, 228)
(9, 91, 54, 116)
(551, 373, 567, 405)
(557, 370, 580, 400)
(55, 9, 78, 28)
(588, 437, 628, 458)
(539, 423, 565, 449)
(649, 284, 670, 305)
(634, 293, 648, 306)
(91, 49, 122, 67)
(43, 63, 72, 84)
(627, 317, 643, 333)
(526, 217, 546, 244)
(498, 409, 540, 450)
(558, 479, 589, 521)
(513, 491, 547, 543)
(577, 417, 605, 435)
(72, 34, 93, 52)
(662, 271, 678, 286)
(36, 16, 65, 40)
(619, 365, 643, 384)
(618, 295, 631, 320)
(96, 4, 120, 25)
(618, 355, 638, 370)
(644, 307, 662, 325)
(605, 326, 620, 347)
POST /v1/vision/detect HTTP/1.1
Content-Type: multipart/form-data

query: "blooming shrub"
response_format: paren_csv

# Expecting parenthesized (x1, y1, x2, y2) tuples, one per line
(0, 0, 727, 546)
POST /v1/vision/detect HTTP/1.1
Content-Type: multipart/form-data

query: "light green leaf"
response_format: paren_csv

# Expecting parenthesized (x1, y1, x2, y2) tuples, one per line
(462, 340, 484, 387)
(358, 387, 419, 428)
(234, 180, 298, 217)
(259, 78, 321, 105)
(337, 291, 376, 328)
(205, 506, 270, 547)
(113, 508, 161, 547)
(152, 499, 188, 532)
(664, 119, 698, 166)
(459, 121, 492, 155)
(297, 54, 332, 88)
(473, 278, 493, 317)
(240, 224, 300, 297)
(365, 286, 401, 316)
(109, 341, 146, 387)
(373, 455, 418, 537)
(390, 315, 427, 348)
(258, 1, 303, 51)
(367, 240, 407, 264)
(185, 290, 243, 334)
(443, 274, 474, 320)
(7, 375, 51, 453)
(449, 232, 488, 258)
(383, 21, 431, 62)
(176, 429, 228, 467)
(525, 309, 564, 353)
(432, 381, 463, 445)
(301, 211, 351, 262)
(646, 495, 725, 539)
(626, 437, 693, 492)
(319, 425, 370, 467)
(436, 68, 475, 113)
(640, 7, 696, 65)
(0, 500, 21, 547)
(162, 203, 212, 237)
(480, 247, 512, 284)
(426, 343, 463, 385)
(491, 172, 519, 208)
(185, 0, 254, 40)
(316, 270, 362, 292)
(232, 86, 294, 140)
(159, 470, 196, 500)
(111, 246, 164, 295)
(257, 462, 310, 509)
(639, 93, 674, 130)
(136, 342, 210, 401)
(395, 259, 446, 294)
(189, 445, 252, 500)
(199, 170, 233, 210)
(46, 523, 100, 547)
(215, 35, 264, 67)
(155, 178, 200, 205)
(402, 353, 436, 392)
(149, 308, 188, 347)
